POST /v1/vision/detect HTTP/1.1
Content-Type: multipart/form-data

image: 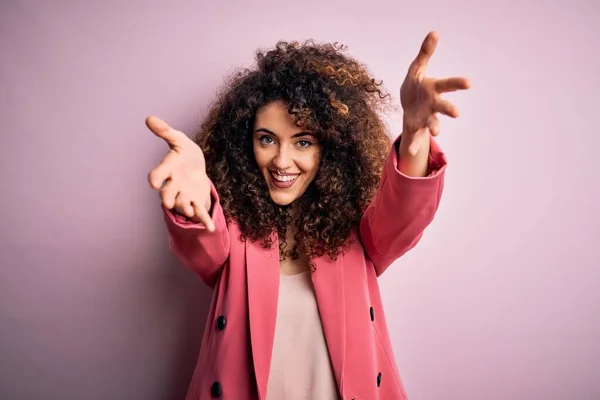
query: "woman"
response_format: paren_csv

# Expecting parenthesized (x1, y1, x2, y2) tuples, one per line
(146, 31, 469, 400)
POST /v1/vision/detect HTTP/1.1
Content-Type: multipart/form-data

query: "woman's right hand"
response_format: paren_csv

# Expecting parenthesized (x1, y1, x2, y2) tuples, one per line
(146, 116, 215, 232)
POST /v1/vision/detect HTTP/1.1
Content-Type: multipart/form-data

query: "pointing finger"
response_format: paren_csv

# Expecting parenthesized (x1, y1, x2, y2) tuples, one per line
(408, 31, 438, 79)
(434, 77, 471, 93)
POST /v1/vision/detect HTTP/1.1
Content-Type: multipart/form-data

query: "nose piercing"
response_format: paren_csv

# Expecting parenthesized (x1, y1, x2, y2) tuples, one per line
(277, 168, 287, 174)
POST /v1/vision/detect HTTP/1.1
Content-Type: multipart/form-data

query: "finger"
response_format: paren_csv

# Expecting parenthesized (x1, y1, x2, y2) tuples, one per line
(175, 194, 195, 218)
(408, 31, 438, 79)
(433, 98, 459, 118)
(192, 202, 215, 232)
(159, 179, 179, 209)
(434, 77, 471, 93)
(145, 116, 190, 148)
(408, 127, 430, 156)
(427, 114, 441, 136)
(148, 151, 179, 189)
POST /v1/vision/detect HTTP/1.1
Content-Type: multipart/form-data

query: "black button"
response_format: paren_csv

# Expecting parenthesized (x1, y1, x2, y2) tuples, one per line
(216, 315, 227, 330)
(377, 372, 382, 387)
(369, 307, 375, 321)
(211, 381, 222, 397)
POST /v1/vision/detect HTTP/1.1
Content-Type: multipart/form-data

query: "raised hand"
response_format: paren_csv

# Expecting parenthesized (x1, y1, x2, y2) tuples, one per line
(400, 31, 470, 155)
(146, 116, 215, 232)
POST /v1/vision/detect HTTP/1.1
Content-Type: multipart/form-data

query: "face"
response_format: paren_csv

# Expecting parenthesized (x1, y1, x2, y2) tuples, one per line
(253, 101, 321, 206)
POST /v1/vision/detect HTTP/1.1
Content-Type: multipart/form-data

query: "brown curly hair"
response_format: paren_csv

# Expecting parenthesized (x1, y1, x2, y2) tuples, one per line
(195, 40, 393, 264)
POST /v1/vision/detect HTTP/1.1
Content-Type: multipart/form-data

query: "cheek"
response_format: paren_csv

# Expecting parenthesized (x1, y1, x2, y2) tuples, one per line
(298, 151, 320, 177)
(253, 145, 270, 169)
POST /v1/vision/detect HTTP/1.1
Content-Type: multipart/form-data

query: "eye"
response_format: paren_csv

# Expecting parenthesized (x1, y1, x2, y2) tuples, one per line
(259, 135, 275, 145)
(297, 139, 313, 149)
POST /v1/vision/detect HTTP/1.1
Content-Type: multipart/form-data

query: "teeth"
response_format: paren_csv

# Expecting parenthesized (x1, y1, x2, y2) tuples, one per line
(272, 173, 298, 182)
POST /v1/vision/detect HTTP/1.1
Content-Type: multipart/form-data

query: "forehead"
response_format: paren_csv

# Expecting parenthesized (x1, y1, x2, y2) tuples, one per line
(254, 101, 307, 136)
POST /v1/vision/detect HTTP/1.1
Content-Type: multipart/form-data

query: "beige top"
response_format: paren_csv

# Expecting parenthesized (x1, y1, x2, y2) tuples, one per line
(266, 271, 340, 400)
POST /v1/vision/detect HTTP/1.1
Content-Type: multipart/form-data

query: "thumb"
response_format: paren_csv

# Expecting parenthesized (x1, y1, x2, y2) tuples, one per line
(146, 116, 188, 148)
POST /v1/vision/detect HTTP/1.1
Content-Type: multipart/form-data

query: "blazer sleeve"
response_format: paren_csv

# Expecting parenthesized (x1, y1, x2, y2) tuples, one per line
(162, 178, 230, 287)
(359, 134, 447, 276)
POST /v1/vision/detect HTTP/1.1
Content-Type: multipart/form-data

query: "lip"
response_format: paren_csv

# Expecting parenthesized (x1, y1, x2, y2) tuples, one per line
(270, 171, 300, 189)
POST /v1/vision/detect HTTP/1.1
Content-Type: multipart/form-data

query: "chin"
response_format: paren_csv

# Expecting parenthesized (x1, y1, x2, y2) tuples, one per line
(268, 191, 297, 206)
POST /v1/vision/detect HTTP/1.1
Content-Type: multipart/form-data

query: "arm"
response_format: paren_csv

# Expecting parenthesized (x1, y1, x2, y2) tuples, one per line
(359, 134, 446, 276)
(163, 178, 230, 288)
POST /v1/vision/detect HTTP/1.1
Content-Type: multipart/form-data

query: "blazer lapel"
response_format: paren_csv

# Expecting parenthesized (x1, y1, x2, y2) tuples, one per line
(245, 237, 348, 399)
(311, 254, 347, 395)
(246, 236, 279, 400)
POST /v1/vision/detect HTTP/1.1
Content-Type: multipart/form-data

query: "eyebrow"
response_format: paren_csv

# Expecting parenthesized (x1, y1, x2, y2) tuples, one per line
(254, 127, 314, 138)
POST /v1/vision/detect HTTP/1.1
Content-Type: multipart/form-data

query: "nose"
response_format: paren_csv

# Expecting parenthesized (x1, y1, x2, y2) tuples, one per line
(272, 146, 292, 170)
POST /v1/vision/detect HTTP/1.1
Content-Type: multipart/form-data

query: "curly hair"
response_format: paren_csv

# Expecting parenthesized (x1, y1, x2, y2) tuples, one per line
(195, 40, 393, 265)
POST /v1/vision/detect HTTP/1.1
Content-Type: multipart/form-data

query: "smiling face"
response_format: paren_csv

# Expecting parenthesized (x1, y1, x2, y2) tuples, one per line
(252, 101, 321, 206)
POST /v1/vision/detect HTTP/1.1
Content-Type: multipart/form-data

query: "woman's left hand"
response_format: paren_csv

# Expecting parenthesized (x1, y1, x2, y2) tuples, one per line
(400, 31, 470, 156)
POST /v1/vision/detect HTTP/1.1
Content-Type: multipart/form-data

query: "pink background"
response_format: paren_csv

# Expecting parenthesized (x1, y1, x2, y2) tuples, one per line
(1, 1, 598, 399)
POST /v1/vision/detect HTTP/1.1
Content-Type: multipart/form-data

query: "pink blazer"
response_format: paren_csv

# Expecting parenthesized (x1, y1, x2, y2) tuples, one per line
(163, 135, 447, 400)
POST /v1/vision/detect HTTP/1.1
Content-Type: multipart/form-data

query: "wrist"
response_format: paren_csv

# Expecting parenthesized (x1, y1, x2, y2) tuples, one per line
(399, 128, 430, 153)
(398, 132, 430, 177)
